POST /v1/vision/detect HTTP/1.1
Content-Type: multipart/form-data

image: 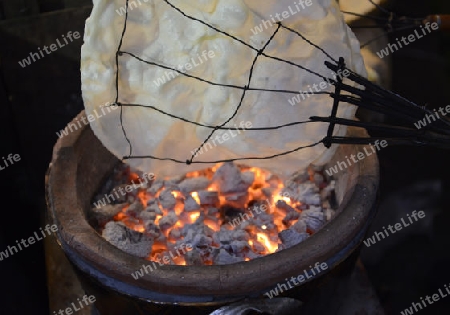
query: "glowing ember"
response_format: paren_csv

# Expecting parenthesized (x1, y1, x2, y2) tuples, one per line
(92, 162, 336, 265)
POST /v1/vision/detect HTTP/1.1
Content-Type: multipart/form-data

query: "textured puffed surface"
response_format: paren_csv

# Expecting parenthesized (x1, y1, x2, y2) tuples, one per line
(81, 0, 366, 177)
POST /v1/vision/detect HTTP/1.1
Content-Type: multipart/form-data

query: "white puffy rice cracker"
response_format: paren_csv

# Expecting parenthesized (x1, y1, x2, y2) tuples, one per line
(81, 0, 366, 178)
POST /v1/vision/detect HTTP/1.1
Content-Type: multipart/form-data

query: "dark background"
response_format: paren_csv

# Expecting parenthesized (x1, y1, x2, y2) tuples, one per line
(0, 0, 450, 314)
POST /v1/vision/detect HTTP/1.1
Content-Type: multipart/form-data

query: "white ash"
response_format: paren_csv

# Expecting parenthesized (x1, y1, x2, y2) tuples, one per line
(291, 220, 307, 234)
(300, 207, 326, 233)
(184, 195, 200, 212)
(283, 211, 300, 225)
(185, 250, 204, 266)
(266, 174, 281, 189)
(289, 170, 310, 183)
(147, 179, 164, 195)
(169, 229, 181, 240)
(197, 190, 219, 206)
(207, 208, 219, 216)
(138, 209, 157, 222)
(143, 222, 161, 238)
(212, 163, 250, 194)
(159, 211, 178, 231)
(179, 177, 210, 194)
(144, 201, 163, 215)
(261, 187, 273, 198)
(90, 203, 125, 226)
(125, 200, 144, 216)
(276, 200, 296, 214)
(278, 229, 309, 249)
(246, 250, 262, 260)
(252, 241, 266, 254)
(241, 171, 255, 186)
(158, 189, 177, 209)
(192, 234, 213, 248)
(230, 240, 250, 255)
(214, 249, 245, 265)
(225, 192, 249, 209)
(102, 221, 153, 258)
(164, 175, 185, 187)
(295, 183, 321, 205)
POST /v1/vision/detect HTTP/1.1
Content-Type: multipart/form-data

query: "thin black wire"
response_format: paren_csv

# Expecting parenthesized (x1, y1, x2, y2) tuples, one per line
(116, 0, 133, 157)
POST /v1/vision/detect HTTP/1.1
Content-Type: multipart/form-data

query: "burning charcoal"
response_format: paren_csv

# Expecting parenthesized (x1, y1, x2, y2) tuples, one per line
(102, 222, 153, 258)
(169, 228, 181, 240)
(232, 229, 249, 241)
(178, 177, 210, 194)
(144, 221, 161, 238)
(214, 249, 244, 265)
(203, 224, 216, 238)
(265, 173, 280, 188)
(291, 220, 307, 234)
(279, 188, 295, 201)
(296, 204, 309, 211)
(225, 192, 249, 209)
(212, 162, 249, 194)
(207, 208, 219, 216)
(282, 211, 300, 225)
(144, 202, 163, 215)
(230, 240, 250, 254)
(284, 179, 299, 192)
(192, 234, 213, 248)
(158, 189, 177, 209)
(279, 229, 309, 249)
(185, 250, 203, 266)
(147, 179, 164, 195)
(314, 173, 324, 187)
(252, 240, 266, 253)
(276, 200, 296, 213)
(90, 203, 125, 226)
(245, 250, 262, 260)
(261, 187, 273, 198)
(158, 211, 178, 231)
(139, 210, 157, 222)
(198, 190, 219, 206)
(289, 170, 310, 183)
(296, 183, 321, 205)
(214, 228, 234, 244)
(184, 195, 200, 212)
(183, 229, 196, 245)
(164, 175, 185, 187)
(300, 207, 325, 232)
(125, 200, 144, 216)
(241, 171, 255, 186)
(181, 223, 195, 237)
(252, 213, 273, 228)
